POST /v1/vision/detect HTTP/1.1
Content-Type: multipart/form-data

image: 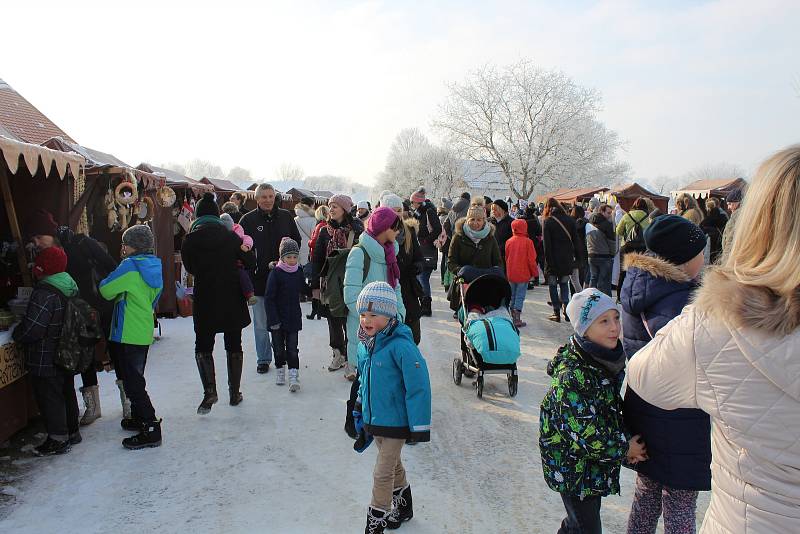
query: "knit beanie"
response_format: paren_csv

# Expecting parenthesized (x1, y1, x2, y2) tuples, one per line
(566, 288, 618, 337)
(329, 194, 353, 213)
(357, 200, 370, 210)
(220, 213, 235, 231)
(27, 209, 59, 237)
(493, 199, 509, 213)
(357, 281, 398, 318)
(34, 246, 68, 278)
(644, 214, 707, 265)
(122, 224, 155, 254)
(300, 196, 315, 207)
(410, 187, 426, 204)
(367, 206, 400, 237)
(467, 198, 487, 220)
(726, 188, 744, 204)
(460, 192, 471, 201)
(441, 197, 454, 211)
(382, 194, 404, 210)
(279, 237, 300, 258)
(195, 192, 220, 217)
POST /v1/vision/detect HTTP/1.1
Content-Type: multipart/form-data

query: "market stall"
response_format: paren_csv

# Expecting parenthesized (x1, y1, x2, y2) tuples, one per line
(601, 183, 669, 214)
(672, 177, 747, 208)
(0, 135, 86, 442)
(535, 186, 610, 207)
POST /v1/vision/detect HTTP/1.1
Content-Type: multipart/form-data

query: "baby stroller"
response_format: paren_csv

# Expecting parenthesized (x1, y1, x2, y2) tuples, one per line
(452, 267, 520, 398)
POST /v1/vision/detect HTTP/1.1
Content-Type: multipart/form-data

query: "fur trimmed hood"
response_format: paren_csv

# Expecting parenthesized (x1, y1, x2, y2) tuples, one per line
(624, 253, 692, 284)
(454, 217, 495, 238)
(294, 204, 315, 218)
(693, 268, 800, 336)
(622, 253, 697, 316)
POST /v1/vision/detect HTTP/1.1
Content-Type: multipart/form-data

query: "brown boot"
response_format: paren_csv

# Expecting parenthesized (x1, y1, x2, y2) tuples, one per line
(514, 310, 527, 328)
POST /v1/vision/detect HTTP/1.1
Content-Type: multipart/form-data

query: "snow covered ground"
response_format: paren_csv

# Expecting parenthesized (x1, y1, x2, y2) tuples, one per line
(0, 287, 708, 533)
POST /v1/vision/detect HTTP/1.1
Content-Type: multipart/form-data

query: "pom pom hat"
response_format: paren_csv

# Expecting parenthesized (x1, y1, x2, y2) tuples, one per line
(357, 281, 398, 319)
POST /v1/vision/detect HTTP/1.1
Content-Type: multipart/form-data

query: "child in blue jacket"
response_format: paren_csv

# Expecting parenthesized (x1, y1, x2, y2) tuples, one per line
(354, 281, 431, 534)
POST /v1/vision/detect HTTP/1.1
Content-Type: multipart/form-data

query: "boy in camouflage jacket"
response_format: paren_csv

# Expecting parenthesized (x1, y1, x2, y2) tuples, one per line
(539, 288, 647, 533)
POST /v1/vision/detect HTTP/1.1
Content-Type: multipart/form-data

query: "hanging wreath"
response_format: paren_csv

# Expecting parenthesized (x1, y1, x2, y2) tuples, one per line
(115, 180, 138, 205)
(136, 196, 155, 223)
(156, 186, 177, 208)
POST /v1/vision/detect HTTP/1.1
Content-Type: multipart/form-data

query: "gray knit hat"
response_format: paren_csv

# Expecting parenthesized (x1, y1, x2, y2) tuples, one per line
(440, 197, 454, 211)
(220, 213, 235, 231)
(382, 194, 404, 209)
(357, 281, 398, 318)
(122, 225, 154, 254)
(279, 237, 300, 259)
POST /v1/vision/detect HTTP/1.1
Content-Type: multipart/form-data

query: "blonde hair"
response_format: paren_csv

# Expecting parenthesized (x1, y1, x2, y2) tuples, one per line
(314, 205, 329, 222)
(721, 145, 800, 296)
(706, 198, 718, 211)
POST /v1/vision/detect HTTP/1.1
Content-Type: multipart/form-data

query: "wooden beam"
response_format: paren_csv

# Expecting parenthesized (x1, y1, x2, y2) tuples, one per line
(0, 163, 32, 286)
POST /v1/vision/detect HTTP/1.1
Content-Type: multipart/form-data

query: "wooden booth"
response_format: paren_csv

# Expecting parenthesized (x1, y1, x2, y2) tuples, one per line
(601, 183, 670, 214)
(672, 177, 747, 211)
(536, 186, 610, 208)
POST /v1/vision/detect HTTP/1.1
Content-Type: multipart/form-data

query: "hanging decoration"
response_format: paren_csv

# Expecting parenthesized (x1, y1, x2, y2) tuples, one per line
(136, 196, 155, 224)
(156, 185, 177, 208)
(105, 189, 120, 231)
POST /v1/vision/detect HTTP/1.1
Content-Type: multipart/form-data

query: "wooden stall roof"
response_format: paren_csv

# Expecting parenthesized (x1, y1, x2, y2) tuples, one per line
(0, 79, 76, 145)
(535, 186, 609, 205)
(137, 163, 213, 194)
(672, 177, 747, 200)
(1, 135, 84, 179)
(200, 177, 242, 192)
(608, 182, 669, 201)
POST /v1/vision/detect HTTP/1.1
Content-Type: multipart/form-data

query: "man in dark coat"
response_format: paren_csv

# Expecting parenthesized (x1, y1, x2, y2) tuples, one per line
(490, 199, 513, 262)
(586, 204, 617, 296)
(410, 187, 442, 317)
(182, 193, 255, 413)
(239, 184, 301, 373)
(542, 203, 579, 322)
(522, 205, 543, 287)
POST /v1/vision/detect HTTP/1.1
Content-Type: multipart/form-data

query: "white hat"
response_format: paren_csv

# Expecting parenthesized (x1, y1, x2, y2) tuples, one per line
(357, 200, 370, 210)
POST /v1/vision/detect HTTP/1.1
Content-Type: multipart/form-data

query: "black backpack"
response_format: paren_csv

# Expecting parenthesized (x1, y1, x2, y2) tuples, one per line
(622, 214, 647, 254)
(49, 291, 103, 373)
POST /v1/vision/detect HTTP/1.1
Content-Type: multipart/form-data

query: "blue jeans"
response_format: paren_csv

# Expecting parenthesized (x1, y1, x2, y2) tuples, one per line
(252, 296, 273, 364)
(510, 282, 527, 311)
(588, 257, 614, 297)
(548, 275, 571, 313)
(417, 268, 433, 298)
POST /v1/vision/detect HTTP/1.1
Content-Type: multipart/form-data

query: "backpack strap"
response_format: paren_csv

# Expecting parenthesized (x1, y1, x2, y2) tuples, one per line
(353, 244, 372, 284)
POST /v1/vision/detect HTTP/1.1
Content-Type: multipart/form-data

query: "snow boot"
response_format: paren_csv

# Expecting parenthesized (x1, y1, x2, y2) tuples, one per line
(386, 484, 413, 529)
(420, 297, 433, 317)
(548, 309, 561, 323)
(288, 368, 300, 392)
(328, 348, 346, 371)
(256, 362, 270, 374)
(227, 351, 244, 406)
(122, 419, 162, 450)
(512, 310, 526, 328)
(79, 384, 101, 426)
(116, 379, 132, 420)
(365, 507, 389, 534)
(344, 362, 357, 381)
(562, 304, 570, 323)
(34, 437, 70, 456)
(306, 298, 321, 320)
(195, 352, 218, 415)
(121, 418, 143, 432)
(275, 365, 286, 386)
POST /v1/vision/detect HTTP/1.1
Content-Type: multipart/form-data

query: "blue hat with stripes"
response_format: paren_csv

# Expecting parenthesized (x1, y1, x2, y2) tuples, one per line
(357, 281, 398, 318)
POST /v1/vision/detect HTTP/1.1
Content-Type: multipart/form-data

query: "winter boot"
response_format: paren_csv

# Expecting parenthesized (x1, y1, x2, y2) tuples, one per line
(512, 310, 526, 328)
(122, 419, 162, 450)
(386, 484, 413, 529)
(34, 437, 71, 456)
(121, 418, 143, 432)
(365, 507, 389, 534)
(69, 431, 83, 445)
(548, 308, 561, 323)
(195, 352, 218, 415)
(257, 362, 270, 374)
(343, 362, 357, 381)
(79, 384, 101, 426)
(288, 368, 300, 392)
(420, 297, 433, 317)
(116, 379, 136, 429)
(328, 348, 346, 371)
(275, 365, 287, 386)
(562, 304, 570, 323)
(227, 351, 244, 406)
(306, 298, 320, 320)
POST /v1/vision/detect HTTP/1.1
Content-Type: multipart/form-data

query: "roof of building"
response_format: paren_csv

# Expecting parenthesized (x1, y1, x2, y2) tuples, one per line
(0, 79, 75, 145)
(200, 177, 243, 192)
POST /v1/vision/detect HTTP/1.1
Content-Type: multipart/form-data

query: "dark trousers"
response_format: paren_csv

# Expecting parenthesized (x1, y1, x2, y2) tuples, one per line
(558, 494, 602, 534)
(112, 342, 156, 423)
(30, 370, 79, 440)
(327, 315, 347, 354)
(588, 257, 614, 297)
(195, 329, 243, 353)
(406, 318, 421, 345)
(548, 275, 571, 312)
(238, 267, 254, 297)
(271, 329, 299, 369)
(80, 367, 98, 387)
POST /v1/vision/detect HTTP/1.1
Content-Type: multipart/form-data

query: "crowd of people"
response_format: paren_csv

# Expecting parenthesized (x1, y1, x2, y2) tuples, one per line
(10, 145, 800, 533)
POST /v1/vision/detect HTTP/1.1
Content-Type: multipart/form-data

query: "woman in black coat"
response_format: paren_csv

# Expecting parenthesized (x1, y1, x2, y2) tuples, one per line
(523, 206, 544, 286)
(570, 205, 590, 288)
(700, 198, 728, 264)
(181, 194, 255, 414)
(542, 198, 579, 322)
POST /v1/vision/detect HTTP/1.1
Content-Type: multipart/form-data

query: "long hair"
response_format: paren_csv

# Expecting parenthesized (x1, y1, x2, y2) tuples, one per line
(721, 145, 800, 297)
(314, 205, 329, 222)
(632, 197, 649, 212)
(543, 198, 563, 219)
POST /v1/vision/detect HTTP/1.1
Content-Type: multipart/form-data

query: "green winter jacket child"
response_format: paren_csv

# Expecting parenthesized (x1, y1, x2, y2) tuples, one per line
(100, 254, 163, 346)
(539, 338, 629, 498)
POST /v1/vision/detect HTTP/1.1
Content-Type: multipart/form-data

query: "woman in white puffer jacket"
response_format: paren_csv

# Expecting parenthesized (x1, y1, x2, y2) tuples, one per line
(627, 145, 800, 534)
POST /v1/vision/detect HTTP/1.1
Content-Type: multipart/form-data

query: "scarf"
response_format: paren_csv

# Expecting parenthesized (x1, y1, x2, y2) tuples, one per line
(464, 221, 490, 244)
(190, 215, 224, 232)
(325, 218, 353, 257)
(573, 335, 626, 375)
(358, 318, 399, 354)
(366, 231, 400, 289)
(275, 260, 299, 273)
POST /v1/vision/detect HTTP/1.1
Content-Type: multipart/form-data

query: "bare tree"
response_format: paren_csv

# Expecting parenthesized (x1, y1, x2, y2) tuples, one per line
(227, 166, 252, 186)
(434, 60, 628, 199)
(185, 159, 225, 180)
(683, 162, 746, 183)
(275, 162, 305, 182)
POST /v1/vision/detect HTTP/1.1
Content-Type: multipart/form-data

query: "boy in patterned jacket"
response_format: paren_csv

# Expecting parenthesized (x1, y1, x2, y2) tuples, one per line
(538, 288, 647, 533)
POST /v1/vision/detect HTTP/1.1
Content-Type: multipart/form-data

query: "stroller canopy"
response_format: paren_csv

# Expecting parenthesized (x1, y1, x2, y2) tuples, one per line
(464, 273, 511, 310)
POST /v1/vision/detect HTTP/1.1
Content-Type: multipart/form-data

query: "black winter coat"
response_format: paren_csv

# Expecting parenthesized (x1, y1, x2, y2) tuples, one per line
(574, 217, 589, 267)
(700, 208, 728, 264)
(523, 210, 544, 261)
(265, 266, 308, 332)
(13, 283, 67, 377)
(181, 222, 255, 334)
(397, 221, 424, 324)
(240, 206, 301, 296)
(414, 200, 442, 270)
(620, 252, 711, 491)
(492, 216, 513, 262)
(543, 209, 579, 277)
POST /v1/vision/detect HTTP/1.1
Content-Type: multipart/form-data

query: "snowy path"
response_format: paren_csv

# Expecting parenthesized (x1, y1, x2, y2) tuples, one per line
(1, 287, 707, 533)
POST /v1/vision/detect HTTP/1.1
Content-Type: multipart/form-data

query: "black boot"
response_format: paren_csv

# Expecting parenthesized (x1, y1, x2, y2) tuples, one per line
(365, 507, 388, 534)
(34, 437, 70, 456)
(121, 418, 143, 432)
(306, 298, 320, 320)
(195, 352, 218, 415)
(420, 297, 433, 317)
(386, 484, 413, 529)
(122, 419, 162, 450)
(227, 351, 244, 406)
(562, 304, 570, 323)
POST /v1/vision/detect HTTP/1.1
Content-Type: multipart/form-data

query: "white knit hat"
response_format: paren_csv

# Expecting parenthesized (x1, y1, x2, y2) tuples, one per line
(566, 288, 618, 337)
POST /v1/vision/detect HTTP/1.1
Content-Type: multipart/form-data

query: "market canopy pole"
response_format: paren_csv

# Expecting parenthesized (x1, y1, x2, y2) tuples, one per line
(0, 163, 32, 286)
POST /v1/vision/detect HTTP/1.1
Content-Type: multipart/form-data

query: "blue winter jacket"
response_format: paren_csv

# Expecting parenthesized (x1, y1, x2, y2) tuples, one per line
(620, 252, 711, 491)
(265, 265, 308, 332)
(357, 321, 431, 442)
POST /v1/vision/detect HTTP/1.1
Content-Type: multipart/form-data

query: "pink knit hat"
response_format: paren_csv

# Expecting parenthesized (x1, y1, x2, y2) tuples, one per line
(410, 187, 426, 204)
(328, 194, 353, 213)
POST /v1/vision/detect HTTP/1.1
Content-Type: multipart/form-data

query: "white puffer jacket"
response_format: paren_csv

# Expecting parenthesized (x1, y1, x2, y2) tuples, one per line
(628, 269, 800, 533)
(294, 205, 317, 264)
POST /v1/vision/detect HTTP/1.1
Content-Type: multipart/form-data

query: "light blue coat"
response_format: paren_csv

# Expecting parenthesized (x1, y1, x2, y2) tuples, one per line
(343, 232, 406, 365)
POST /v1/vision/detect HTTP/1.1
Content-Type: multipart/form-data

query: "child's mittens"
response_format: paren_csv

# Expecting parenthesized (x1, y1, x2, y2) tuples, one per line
(352, 410, 373, 453)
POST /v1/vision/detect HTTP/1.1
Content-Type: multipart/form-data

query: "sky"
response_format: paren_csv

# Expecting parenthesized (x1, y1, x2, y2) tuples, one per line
(3, 0, 799, 187)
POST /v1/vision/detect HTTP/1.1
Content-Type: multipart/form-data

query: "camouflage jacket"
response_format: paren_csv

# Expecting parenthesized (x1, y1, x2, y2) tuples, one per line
(538, 338, 629, 498)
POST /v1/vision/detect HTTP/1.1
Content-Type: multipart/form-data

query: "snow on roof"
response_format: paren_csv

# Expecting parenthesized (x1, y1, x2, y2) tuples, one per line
(200, 176, 244, 192)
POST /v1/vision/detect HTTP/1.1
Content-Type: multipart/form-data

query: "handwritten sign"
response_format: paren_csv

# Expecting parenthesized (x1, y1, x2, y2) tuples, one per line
(0, 343, 25, 389)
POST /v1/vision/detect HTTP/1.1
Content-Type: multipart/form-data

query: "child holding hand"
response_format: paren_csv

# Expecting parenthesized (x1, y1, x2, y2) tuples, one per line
(221, 213, 257, 305)
(539, 288, 647, 534)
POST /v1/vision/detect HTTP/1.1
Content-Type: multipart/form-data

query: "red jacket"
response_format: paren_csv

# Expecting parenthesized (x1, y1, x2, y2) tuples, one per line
(308, 220, 326, 254)
(505, 219, 538, 283)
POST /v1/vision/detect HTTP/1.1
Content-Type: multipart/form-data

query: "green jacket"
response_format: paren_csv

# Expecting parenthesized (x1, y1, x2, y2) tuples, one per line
(615, 210, 650, 249)
(100, 254, 163, 346)
(539, 339, 628, 498)
(447, 218, 503, 275)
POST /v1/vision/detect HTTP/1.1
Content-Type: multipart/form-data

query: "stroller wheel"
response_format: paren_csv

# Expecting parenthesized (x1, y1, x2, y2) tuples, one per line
(452, 358, 463, 386)
(508, 375, 518, 397)
(476, 376, 484, 398)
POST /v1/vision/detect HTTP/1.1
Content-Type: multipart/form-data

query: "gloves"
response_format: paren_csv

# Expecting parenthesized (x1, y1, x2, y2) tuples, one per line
(353, 410, 364, 434)
(352, 410, 373, 453)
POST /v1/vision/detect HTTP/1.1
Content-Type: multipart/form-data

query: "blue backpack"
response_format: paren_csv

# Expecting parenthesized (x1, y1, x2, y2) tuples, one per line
(465, 315, 520, 364)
